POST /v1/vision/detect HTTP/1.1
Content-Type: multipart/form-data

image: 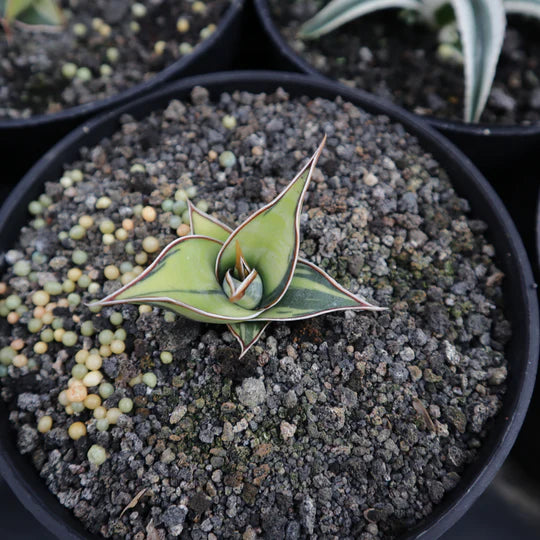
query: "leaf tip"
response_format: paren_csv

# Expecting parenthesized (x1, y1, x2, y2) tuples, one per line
(187, 199, 195, 233)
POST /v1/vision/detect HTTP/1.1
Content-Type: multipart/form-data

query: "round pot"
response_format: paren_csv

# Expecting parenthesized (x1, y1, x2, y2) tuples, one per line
(0, 70, 538, 539)
(253, 0, 540, 176)
(0, 0, 245, 182)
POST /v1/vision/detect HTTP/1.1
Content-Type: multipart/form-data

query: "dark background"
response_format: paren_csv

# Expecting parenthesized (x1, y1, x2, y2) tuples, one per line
(1, 1, 539, 538)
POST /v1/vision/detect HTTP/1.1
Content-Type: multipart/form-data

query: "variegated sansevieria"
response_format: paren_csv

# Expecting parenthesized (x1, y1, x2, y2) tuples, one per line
(299, 0, 540, 123)
(92, 137, 384, 358)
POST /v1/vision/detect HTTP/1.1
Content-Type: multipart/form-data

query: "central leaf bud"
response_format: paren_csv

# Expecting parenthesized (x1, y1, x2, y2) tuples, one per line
(222, 269, 263, 309)
(221, 241, 263, 309)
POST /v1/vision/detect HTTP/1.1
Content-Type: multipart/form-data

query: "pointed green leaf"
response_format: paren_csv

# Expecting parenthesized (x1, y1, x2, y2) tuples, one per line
(216, 137, 326, 311)
(504, 0, 540, 18)
(188, 201, 232, 243)
(450, 0, 506, 122)
(256, 259, 384, 321)
(228, 321, 269, 358)
(94, 236, 263, 324)
(299, 0, 421, 38)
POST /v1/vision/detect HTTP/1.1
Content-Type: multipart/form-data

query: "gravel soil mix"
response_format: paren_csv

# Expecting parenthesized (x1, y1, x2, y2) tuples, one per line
(0, 0, 230, 119)
(0, 86, 510, 538)
(267, 0, 540, 125)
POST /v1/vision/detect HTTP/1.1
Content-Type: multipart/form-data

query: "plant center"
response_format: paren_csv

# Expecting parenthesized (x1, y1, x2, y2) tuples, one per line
(221, 241, 263, 310)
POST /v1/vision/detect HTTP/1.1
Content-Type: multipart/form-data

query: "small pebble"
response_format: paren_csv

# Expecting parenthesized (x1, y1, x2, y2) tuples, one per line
(142, 372, 157, 388)
(37, 416, 53, 433)
(142, 237, 160, 253)
(68, 422, 87, 440)
(87, 445, 107, 466)
(219, 151, 236, 168)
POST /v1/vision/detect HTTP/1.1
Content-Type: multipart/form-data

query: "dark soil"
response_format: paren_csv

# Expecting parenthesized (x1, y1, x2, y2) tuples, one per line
(268, 0, 540, 125)
(0, 0, 230, 119)
(0, 86, 510, 538)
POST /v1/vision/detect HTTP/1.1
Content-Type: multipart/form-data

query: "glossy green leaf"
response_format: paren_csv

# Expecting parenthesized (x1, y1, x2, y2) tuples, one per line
(450, 0, 506, 122)
(188, 201, 232, 242)
(216, 137, 326, 311)
(227, 321, 269, 358)
(504, 0, 540, 18)
(300, 0, 421, 38)
(257, 259, 384, 321)
(93, 236, 263, 324)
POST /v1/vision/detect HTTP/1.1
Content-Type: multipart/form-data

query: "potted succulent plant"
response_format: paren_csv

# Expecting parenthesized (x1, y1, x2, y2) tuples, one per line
(253, 0, 540, 174)
(0, 71, 537, 539)
(0, 0, 245, 180)
(93, 136, 384, 359)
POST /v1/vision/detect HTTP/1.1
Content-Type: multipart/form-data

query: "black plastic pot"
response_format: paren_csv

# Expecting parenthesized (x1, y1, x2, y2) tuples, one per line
(0, 0, 245, 184)
(537, 188, 540, 272)
(0, 71, 538, 539)
(253, 0, 540, 177)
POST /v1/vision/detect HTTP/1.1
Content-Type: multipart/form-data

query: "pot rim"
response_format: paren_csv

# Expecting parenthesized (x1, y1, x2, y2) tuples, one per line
(253, 0, 540, 137)
(0, 0, 244, 130)
(536, 190, 540, 271)
(0, 70, 538, 540)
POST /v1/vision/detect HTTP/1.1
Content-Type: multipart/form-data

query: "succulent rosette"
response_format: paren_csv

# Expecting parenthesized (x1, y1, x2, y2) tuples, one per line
(94, 138, 384, 357)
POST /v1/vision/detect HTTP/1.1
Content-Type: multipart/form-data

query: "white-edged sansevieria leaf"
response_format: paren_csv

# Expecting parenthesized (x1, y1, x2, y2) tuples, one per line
(255, 259, 384, 321)
(227, 321, 270, 358)
(227, 259, 382, 355)
(450, 0, 506, 123)
(300, 0, 422, 38)
(504, 0, 540, 17)
(301, 0, 530, 122)
(92, 235, 264, 324)
(215, 136, 326, 311)
(188, 201, 232, 242)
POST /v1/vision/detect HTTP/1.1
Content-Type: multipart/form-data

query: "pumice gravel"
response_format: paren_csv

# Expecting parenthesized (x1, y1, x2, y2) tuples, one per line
(0, 86, 510, 538)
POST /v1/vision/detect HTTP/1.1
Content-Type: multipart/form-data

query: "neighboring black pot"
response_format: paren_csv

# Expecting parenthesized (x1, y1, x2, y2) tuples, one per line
(253, 0, 540, 177)
(0, 71, 538, 540)
(0, 0, 245, 184)
(537, 188, 540, 272)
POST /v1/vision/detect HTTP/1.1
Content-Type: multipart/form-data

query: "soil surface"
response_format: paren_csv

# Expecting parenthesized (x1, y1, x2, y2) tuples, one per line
(0, 0, 230, 119)
(0, 87, 510, 539)
(268, 0, 540, 125)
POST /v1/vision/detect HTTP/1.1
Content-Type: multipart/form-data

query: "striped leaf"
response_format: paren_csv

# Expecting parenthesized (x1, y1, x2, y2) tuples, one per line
(450, 0, 506, 122)
(257, 259, 384, 321)
(504, 0, 540, 18)
(188, 201, 232, 242)
(300, 0, 422, 38)
(227, 321, 270, 358)
(215, 137, 326, 311)
(93, 236, 263, 324)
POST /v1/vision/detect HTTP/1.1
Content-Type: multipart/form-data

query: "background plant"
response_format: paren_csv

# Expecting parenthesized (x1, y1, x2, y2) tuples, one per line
(94, 138, 383, 357)
(0, 0, 63, 34)
(300, 0, 540, 123)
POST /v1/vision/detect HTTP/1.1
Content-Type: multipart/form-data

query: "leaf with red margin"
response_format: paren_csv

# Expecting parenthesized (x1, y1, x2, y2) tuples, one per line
(215, 137, 326, 311)
(91, 236, 263, 324)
